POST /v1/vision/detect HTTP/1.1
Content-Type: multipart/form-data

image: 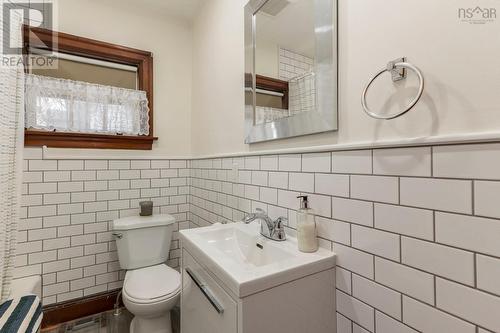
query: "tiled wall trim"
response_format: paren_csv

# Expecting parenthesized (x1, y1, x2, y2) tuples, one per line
(19, 148, 189, 305)
(189, 144, 500, 333)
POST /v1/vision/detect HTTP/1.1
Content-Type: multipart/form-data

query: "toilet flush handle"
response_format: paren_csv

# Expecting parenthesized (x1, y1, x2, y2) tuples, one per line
(112, 232, 123, 239)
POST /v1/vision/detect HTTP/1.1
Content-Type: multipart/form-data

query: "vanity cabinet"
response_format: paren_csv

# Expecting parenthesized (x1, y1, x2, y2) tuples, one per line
(181, 249, 237, 333)
(181, 248, 336, 333)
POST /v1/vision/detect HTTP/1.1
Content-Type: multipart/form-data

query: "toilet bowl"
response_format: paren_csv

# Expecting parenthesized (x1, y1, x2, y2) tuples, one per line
(122, 264, 181, 333)
(112, 214, 179, 333)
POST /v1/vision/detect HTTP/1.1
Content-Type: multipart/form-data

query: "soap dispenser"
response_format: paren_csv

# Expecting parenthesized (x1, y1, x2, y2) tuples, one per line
(296, 195, 318, 253)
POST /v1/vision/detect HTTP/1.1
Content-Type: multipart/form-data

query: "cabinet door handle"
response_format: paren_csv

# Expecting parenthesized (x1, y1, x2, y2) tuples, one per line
(185, 267, 225, 314)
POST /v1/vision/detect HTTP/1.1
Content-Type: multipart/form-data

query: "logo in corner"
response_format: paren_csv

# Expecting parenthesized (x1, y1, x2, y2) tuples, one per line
(458, 6, 497, 24)
(1, 0, 57, 69)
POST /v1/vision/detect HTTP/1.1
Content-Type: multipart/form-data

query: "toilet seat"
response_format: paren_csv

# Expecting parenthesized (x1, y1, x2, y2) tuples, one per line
(123, 287, 180, 305)
(123, 264, 181, 305)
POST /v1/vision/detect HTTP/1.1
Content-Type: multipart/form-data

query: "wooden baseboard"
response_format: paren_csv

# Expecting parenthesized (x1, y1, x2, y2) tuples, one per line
(41, 289, 122, 330)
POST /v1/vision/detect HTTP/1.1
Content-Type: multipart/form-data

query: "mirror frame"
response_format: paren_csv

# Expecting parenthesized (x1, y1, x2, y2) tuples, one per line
(244, 0, 338, 144)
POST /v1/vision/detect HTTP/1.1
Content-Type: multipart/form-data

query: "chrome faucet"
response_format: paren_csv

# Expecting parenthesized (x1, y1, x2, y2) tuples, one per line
(242, 208, 287, 241)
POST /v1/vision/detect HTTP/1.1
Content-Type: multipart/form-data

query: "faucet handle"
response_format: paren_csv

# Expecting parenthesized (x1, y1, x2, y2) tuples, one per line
(272, 217, 287, 241)
(255, 208, 265, 213)
(275, 216, 287, 226)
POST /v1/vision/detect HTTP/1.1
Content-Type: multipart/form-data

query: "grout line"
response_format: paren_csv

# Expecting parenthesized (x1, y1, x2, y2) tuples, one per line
(399, 235, 402, 263)
(397, 177, 401, 205)
(190, 174, 500, 259)
(474, 253, 478, 289)
(339, 277, 480, 332)
(371, 149, 374, 174)
(471, 180, 475, 215)
(432, 211, 436, 242)
(433, 276, 437, 306)
(430, 146, 434, 177)
(20, 151, 500, 328)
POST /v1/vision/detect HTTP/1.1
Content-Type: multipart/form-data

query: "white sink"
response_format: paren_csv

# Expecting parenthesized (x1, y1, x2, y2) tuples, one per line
(180, 222, 335, 297)
(201, 226, 292, 267)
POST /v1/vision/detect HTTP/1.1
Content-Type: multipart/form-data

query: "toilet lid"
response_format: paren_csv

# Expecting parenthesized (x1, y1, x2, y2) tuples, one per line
(124, 264, 180, 301)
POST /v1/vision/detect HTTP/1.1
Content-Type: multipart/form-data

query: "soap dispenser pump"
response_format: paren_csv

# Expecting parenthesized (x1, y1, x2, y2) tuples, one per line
(296, 195, 318, 253)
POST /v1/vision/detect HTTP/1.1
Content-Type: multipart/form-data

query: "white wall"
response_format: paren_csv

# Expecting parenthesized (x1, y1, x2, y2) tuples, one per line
(191, 0, 246, 156)
(191, 0, 500, 156)
(52, 0, 193, 156)
(255, 38, 279, 78)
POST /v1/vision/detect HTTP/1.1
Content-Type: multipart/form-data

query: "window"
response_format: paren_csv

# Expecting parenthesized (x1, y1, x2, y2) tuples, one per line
(25, 74, 150, 135)
(31, 54, 138, 90)
(23, 26, 156, 150)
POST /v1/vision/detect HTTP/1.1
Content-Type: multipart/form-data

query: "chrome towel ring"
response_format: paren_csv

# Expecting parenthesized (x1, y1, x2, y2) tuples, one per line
(361, 57, 424, 120)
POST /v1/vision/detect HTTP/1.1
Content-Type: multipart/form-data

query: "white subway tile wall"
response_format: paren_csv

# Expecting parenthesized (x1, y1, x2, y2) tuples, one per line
(19, 148, 189, 305)
(189, 143, 500, 333)
(278, 47, 316, 116)
(18, 143, 500, 332)
(278, 47, 313, 82)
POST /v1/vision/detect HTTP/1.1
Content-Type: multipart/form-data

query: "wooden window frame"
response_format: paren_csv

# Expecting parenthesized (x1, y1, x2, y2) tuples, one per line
(23, 25, 158, 150)
(245, 73, 289, 109)
(255, 74, 289, 109)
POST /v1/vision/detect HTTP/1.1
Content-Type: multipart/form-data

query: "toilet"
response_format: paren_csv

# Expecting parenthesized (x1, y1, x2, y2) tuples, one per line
(112, 214, 181, 333)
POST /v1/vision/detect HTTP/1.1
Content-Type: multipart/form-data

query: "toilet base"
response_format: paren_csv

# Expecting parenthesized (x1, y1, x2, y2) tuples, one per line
(130, 312, 172, 333)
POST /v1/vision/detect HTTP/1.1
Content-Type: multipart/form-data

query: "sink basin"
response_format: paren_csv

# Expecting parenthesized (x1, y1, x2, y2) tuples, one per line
(180, 222, 335, 297)
(201, 226, 291, 267)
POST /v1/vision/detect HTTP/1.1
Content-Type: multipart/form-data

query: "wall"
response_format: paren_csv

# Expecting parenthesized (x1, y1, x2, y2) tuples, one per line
(191, 0, 500, 156)
(255, 38, 279, 78)
(21, 139, 500, 333)
(16, 5, 500, 331)
(191, 0, 246, 156)
(190, 142, 500, 333)
(15, 2, 196, 304)
(278, 47, 313, 81)
(52, 0, 193, 156)
(18, 148, 189, 305)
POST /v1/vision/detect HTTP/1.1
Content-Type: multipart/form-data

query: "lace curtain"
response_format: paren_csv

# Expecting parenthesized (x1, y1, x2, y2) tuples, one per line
(25, 74, 150, 135)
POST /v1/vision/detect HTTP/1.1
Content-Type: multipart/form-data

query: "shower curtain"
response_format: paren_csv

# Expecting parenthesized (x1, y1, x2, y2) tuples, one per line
(0, 7, 24, 302)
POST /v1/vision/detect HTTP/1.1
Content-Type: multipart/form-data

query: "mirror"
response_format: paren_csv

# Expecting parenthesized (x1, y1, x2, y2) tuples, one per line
(245, 0, 338, 143)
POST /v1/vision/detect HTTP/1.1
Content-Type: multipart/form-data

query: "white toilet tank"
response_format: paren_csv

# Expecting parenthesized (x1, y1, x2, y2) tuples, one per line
(112, 214, 176, 270)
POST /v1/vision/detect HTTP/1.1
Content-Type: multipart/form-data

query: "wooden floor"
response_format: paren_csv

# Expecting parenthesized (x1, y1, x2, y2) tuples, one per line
(41, 308, 180, 333)
(41, 309, 133, 333)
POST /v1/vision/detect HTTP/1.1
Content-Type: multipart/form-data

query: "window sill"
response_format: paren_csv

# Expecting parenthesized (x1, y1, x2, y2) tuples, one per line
(25, 130, 158, 150)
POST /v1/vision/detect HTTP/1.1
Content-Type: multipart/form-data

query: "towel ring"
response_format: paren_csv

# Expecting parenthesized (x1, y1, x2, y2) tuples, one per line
(361, 58, 424, 120)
